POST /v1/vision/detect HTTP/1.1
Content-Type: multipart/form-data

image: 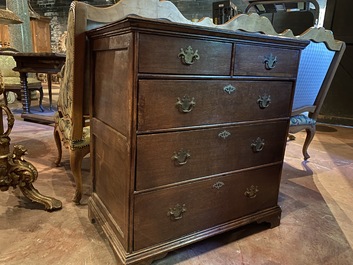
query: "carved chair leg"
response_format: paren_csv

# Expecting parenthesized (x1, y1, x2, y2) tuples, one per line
(53, 126, 62, 166)
(70, 146, 90, 204)
(302, 126, 316, 161)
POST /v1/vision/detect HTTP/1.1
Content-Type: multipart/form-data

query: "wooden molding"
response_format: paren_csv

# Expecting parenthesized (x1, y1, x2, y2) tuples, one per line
(296, 27, 343, 51)
(81, 0, 344, 48)
(87, 0, 294, 36)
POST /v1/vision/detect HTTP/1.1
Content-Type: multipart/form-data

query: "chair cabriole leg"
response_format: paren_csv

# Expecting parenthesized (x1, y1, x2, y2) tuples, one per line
(70, 145, 90, 204)
(303, 126, 316, 160)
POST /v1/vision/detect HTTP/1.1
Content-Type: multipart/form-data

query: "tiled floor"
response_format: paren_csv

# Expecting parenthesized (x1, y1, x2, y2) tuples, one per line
(1, 89, 353, 265)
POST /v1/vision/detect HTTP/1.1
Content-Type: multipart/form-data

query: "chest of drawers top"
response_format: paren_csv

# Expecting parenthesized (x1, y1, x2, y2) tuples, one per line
(89, 16, 307, 136)
(88, 15, 308, 78)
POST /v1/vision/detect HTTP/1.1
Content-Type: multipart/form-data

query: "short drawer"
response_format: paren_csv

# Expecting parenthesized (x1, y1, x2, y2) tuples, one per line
(133, 164, 282, 250)
(136, 120, 288, 190)
(138, 79, 293, 132)
(138, 33, 232, 75)
(234, 44, 300, 78)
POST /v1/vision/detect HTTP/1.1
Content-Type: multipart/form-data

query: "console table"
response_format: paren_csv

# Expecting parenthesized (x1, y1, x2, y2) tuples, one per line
(9, 52, 65, 115)
(87, 15, 308, 265)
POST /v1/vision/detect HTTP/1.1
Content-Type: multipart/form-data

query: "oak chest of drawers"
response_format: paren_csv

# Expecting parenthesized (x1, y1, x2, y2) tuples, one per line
(87, 16, 308, 265)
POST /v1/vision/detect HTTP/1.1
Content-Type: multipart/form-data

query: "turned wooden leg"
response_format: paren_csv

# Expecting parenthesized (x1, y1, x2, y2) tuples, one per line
(70, 146, 90, 204)
(19, 72, 31, 114)
(53, 126, 62, 166)
(47, 74, 53, 111)
(38, 87, 44, 112)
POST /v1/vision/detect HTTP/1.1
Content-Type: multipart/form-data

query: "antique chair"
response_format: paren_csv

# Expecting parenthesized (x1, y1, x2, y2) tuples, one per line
(0, 48, 44, 110)
(53, 0, 224, 204)
(55, 1, 152, 204)
(289, 28, 346, 160)
(54, 2, 105, 204)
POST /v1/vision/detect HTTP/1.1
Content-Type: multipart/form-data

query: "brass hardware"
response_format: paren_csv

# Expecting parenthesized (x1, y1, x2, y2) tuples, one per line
(167, 204, 186, 220)
(244, 185, 259, 199)
(264, 53, 277, 70)
(257, 95, 271, 109)
(178, 46, 200, 65)
(251, 137, 265, 152)
(213, 181, 225, 189)
(223, 84, 236, 95)
(0, 78, 62, 210)
(218, 130, 231, 139)
(171, 149, 191, 166)
(176, 95, 196, 113)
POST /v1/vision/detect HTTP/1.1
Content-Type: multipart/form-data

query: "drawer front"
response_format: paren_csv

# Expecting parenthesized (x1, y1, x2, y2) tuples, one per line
(134, 164, 282, 250)
(234, 44, 300, 78)
(138, 80, 293, 132)
(139, 34, 232, 75)
(136, 120, 288, 190)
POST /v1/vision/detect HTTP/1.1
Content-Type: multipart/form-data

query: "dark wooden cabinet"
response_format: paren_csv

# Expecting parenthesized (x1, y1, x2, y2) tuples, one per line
(30, 16, 51, 53)
(87, 16, 307, 265)
(321, 0, 353, 126)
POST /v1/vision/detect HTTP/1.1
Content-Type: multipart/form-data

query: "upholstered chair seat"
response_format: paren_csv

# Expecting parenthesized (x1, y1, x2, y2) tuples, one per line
(290, 114, 316, 127)
(54, 113, 90, 149)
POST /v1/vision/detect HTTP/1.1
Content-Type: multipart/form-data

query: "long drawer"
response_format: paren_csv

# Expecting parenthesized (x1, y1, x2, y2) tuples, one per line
(136, 120, 288, 190)
(138, 80, 293, 132)
(234, 44, 300, 78)
(138, 34, 232, 75)
(133, 164, 282, 250)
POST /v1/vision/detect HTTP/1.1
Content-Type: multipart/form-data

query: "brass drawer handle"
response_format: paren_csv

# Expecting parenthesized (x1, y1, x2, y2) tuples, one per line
(251, 137, 265, 153)
(167, 204, 186, 221)
(172, 149, 191, 166)
(218, 130, 231, 139)
(264, 53, 277, 70)
(178, 46, 200, 65)
(244, 185, 259, 199)
(176, 96, 196, 113)
(223, 84, 236, 95)
(257, 94, 271, 109)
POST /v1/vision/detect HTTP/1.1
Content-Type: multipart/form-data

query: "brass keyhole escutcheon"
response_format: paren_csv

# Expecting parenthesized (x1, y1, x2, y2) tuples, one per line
(218, 130, 231, 139)
(178, 46, 200, 65)
(223, 84, 236, 95)
(213, 181, 225, 190)
(176, 95, 196, 113)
